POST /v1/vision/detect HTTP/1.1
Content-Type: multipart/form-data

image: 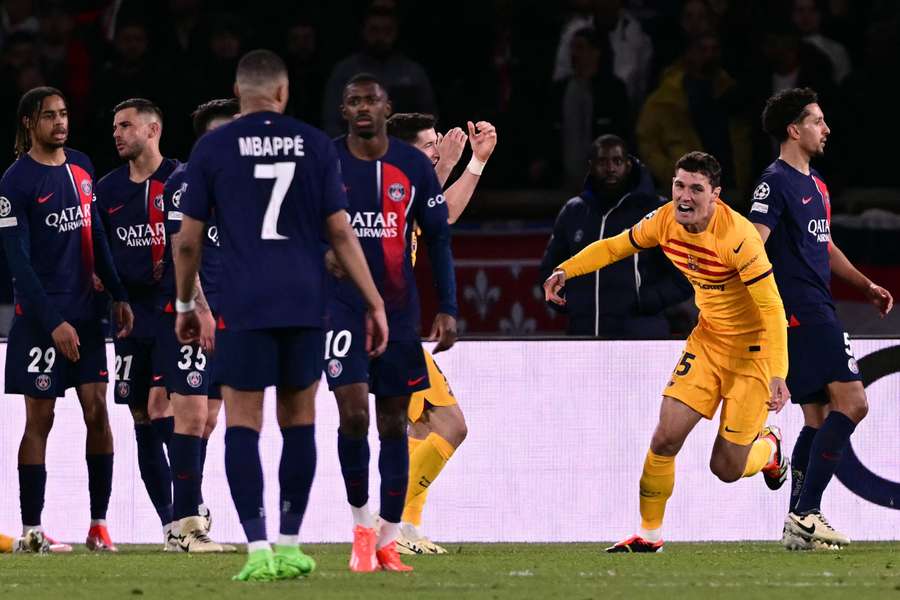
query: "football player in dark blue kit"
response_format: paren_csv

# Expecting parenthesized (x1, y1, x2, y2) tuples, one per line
(95, 98, 178, 549)
(155, 98, 241, 553)
(326, 74, 458, 573)
(0, 87, 134, 552)
(173, 50, 387, 582)
(749, 88, 894, 550)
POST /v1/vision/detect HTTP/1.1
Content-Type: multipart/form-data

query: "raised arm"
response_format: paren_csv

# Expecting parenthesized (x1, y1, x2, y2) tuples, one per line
(444, 121, 497, 223)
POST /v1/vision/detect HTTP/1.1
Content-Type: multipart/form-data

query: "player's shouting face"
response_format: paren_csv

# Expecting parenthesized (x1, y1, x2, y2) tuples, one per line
(671, 169, 720, 231)
(790, 102, 830, 157)
(342, 81, 391, 139)
(29, 94, 68, 149)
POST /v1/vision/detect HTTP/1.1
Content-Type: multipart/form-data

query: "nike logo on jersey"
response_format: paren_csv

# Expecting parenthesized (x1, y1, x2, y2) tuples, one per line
(407, 375, 427, 386)
(37, 192, 54, 204)
(107, 204, 125, 214)
(802, 196, 813, 204)
(732, 240, 745, 254)
(152, 375, 163, 382)
(724, 426, 741, 433)
(99, 370, 108, 377)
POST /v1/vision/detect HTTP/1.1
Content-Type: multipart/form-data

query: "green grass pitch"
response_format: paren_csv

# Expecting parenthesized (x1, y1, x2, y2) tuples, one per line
(2, 542, 898, 599)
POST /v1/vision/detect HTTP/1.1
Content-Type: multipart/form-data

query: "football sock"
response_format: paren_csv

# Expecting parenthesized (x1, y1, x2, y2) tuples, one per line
(151, 416, 174, 447)
(134, 423, 174, 526)
(377, 520, 400, 550)
(0, 534, 13, 553)
(198, 437, 209, 505)
(279, 425, 316, 536)
(170, 433, 202, 521)
(86, 453, 113, 520)
(639, 450, 675, 531)
(18, 464, 46, 528)
(794, 411, 855, 514)
(378, 436, 409, 524)
(402, 433, 453, 524)
(401, 437, 428, 526)
(789, 426, 818, 511)
(337, 430, 370, 509)
(742, 437, 774, 477)
(225, 426, 266, 542)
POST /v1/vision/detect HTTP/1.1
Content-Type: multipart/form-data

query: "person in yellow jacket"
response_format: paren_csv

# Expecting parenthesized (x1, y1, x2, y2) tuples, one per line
(544, 151, 789, 552)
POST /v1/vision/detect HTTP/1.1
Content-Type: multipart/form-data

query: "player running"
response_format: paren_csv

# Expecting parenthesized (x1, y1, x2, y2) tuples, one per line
(95, 98, 178, 549)
(385, 112, 497, 554)
(173, 50, 386, 582)
(750, 88, 893, 550)
(0, 87, 133, 553)
(156, 98, 241, 552)
(325, 75, 458, 572)
(544, 151, 789, 553)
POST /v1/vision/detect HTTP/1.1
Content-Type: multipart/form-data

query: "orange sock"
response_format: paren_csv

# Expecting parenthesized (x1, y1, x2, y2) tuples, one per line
(639, 450, 675, 531)
(742, 438, 773, 477)
(401, 433, 455, 526)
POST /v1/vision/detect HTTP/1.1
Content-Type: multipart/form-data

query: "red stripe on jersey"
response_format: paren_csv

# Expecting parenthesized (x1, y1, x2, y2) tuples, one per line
(68, 164, 95, 274)
(672, 260, 737, 281)
(668, 239, 718, 257)
(148, 179, 166, 269)
(661, 245, 726, 267)
(380, 162, 411, 305)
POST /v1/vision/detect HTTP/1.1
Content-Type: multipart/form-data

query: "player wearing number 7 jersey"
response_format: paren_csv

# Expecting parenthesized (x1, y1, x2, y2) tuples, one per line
(173, 50, 387, 582)
(544, 151, 790, 553)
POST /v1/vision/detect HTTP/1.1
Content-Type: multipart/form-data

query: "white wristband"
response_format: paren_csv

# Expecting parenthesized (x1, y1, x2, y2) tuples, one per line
(466, 157, 486, 176)
(175, 299, 196, 313)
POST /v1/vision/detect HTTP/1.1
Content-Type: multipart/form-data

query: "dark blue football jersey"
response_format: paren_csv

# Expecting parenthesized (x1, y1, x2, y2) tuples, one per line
(748, 159, 834, 325)
(96, 158, 178, 336)
(178, 111, 348, 330)
(0, 149, 105, 326)
(158, 163, 222, 314)
(331, 136, 457, 341)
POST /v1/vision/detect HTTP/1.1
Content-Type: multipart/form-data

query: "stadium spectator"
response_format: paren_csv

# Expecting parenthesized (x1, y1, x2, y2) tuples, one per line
(539, 134, 692, 337)
(651, 0, 718, 76)
(542, 27, 631, 190)
(792, 0, 852, 83)
(637, 33, 751, 191)
(553, 0, 653, 102)
(283, 18, 327, 127)
(201, 13, 244, 99)
(37, 4, 92, 129)
(321, 7, 436, 136)
(552, 0, 594, 80)
(0, 0, 38, 47)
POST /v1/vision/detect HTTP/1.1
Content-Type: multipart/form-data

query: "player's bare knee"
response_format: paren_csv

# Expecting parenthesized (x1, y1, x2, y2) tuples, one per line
(649, 431, 681, 457)
(130, 405, 151, 425)
(24, 412, 54, 439)
(709, 457, 742, 483)
(81, 402, 109, 431)
(376, 411, 407, 439)
(339, 408, 369, 437)
(844, 393, 868, 423)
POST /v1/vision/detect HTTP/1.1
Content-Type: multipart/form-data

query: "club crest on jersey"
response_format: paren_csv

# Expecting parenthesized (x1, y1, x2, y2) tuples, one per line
(388, 182, 406, 202)
(117, 381, 130, 398)
(753, 182, 769, 200)
(80, 180, 92, 196)
(327, 359, 343, 378)
(153, 193, 164, 212)
(186, 370, 203, 388)
(34, 374, 51, 392)
(0, 197, 11, 217)
(687, 255, 700, 271)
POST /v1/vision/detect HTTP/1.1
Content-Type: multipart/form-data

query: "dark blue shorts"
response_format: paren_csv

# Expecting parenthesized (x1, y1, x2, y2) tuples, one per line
(113, 335, 164, 405)
(211, 327, 323, 392)
(323, 310, 428, 397)
(5, 316, 108, 399)
(787, 320, 862, 404)
(155, 311, 218, 398)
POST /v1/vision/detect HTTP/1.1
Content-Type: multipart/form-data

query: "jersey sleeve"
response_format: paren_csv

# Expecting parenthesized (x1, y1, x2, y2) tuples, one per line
(726, 219, 773, 285)
(629, 206, 664, 249)
(180, 140, 214, 222)
(747, 176, 785, 231)
(0, 171, 29, 237)
(162, 174, 186, 237)
(414, 164, 457, 317)
(320, 141, 349, 218)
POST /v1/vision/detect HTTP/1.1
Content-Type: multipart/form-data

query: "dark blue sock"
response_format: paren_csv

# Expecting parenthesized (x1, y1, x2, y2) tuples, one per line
(789, 425, 818, 512)
(198, 437, 208, 505)
(795, 412, 856, 514)
(378, 436, 409, 524)
(134, 424, 174, 526)
(18, 464, 46, 526)
(225, 426, 266, 542)
(151, 416, 174, 447)
(86, 453, 114, 520)
(170, 433, 202, 521)
(337, 430, 370, 508)
(279, 425, 316, 536)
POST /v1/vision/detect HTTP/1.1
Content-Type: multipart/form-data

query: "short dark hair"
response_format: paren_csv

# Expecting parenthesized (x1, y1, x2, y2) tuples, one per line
(191, 98, 240, 136)
(590, 134, 627, 157)
(674, 151, 721, 188)
(762, 87, 819, 142)
(342, 72, 387, 98)
(236, 49, 288, 87)
(15, 86, 65, 157)
(386, 112, 435, 142)
(113, 98, 163, 123)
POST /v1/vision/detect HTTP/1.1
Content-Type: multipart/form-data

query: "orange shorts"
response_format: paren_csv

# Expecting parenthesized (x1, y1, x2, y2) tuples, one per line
(663, 334, 770, 445)
(408, 349, 457, 422)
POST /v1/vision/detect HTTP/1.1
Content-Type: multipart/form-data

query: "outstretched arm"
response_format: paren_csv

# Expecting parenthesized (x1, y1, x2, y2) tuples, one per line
(544, 230, 643, 305)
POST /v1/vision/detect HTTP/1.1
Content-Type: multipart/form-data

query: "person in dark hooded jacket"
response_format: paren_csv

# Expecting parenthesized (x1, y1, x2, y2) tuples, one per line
(540, 135, 692, 337)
